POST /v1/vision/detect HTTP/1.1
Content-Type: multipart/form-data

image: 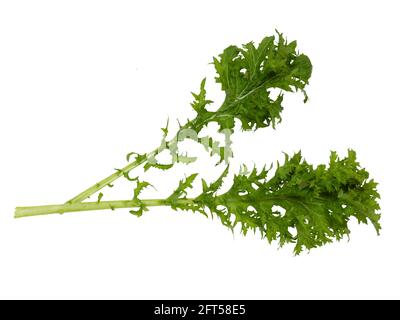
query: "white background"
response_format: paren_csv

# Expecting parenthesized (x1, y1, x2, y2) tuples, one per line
(0, 0, 399, 299)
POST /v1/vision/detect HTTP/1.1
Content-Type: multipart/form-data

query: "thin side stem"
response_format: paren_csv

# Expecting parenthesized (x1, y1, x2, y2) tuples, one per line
(15, 198, 195, 219)
(66, 153, 151, 203)
(66, 114, 209, 204)
(66, 129, 187, 204)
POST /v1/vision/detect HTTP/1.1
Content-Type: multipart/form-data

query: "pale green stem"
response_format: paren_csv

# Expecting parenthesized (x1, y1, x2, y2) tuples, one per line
(66, 133, 175, 203)
(66, 152, 152, 203)
(15, 198, 195, 218)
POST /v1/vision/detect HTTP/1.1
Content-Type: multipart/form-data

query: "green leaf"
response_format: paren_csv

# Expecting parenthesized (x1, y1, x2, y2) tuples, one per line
(133, 180, 152, 200)
(167, 173, 198, 210)
(209, 31, 312, 131)
(130, 204, 149, 217)
(126, 152, 146, 163)
(97, 192, 103, 203)
(191, 78, 213, 113)
(123, 171, 138, 182)
(194, 150, 380, 254)
(203, 166, 229, 194)
(143, 162, 174, 172)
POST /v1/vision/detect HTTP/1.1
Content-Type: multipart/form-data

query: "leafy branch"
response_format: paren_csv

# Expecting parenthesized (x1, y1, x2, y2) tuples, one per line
(66, 31, 312, 203)
(15, 151, 380, 254)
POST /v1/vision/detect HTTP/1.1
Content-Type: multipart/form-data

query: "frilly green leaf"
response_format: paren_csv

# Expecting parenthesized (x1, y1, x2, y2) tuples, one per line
(193, 150, 380, 254)
(166, 173, 198, 210)
(195, 31, 312, 131)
